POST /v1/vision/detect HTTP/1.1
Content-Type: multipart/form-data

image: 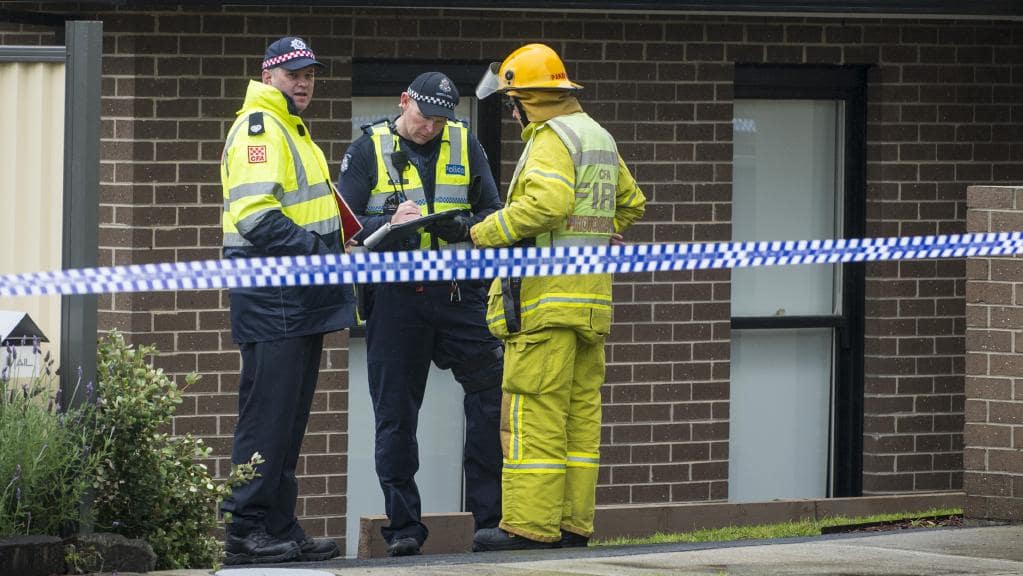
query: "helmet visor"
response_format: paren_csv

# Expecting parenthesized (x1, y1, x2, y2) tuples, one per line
(475, 62, 502, 100)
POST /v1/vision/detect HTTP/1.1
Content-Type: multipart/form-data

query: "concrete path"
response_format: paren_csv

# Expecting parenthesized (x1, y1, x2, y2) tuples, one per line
(147, 524, 1023, 576)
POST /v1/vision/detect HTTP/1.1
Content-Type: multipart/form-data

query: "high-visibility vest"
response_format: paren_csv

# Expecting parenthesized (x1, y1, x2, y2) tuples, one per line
(365, 120, 471, 250)
(523, 112, 618, 247)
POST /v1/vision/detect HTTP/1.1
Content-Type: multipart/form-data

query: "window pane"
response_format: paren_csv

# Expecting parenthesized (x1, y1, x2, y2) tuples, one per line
(729, 328, 834, 502)
(732, 100, 842, 317)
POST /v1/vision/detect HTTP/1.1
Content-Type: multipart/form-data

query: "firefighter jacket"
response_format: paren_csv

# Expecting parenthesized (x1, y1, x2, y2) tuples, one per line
(471, 112, 646, 339)
(360, 119, 474, 250)
(220, 80, 356, 343)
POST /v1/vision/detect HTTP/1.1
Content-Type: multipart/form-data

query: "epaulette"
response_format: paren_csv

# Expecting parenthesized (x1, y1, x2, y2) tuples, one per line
(248, 111, 265, 136)
(359, 117, 392, 135)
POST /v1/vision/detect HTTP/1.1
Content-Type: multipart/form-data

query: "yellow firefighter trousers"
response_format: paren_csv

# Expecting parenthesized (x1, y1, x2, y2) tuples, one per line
(498, 326, 604, 542)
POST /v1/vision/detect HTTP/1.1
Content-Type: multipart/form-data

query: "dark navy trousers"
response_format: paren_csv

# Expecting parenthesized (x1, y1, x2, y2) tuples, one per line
(221, 334, 323, 542)
(365, 281, 503, 546)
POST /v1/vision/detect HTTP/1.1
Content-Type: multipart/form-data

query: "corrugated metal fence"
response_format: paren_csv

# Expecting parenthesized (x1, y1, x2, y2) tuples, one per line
(0, 57, 65, 363)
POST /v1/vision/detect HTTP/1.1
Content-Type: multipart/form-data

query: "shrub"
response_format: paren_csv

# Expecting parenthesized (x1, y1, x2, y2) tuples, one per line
(90, 331, 260, 570)
(0, 340, 109, 538)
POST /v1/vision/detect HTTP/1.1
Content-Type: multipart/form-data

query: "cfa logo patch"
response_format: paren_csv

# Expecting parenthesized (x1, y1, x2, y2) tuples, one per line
(445, 163, 465, 176)
(248, 145, 267, 163)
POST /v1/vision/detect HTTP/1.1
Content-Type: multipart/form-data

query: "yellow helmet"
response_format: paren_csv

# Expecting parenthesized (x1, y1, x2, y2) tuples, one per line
(476, 43, 583, 99)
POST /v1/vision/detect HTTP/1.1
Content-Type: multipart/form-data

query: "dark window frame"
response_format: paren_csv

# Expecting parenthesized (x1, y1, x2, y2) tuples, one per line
(732, 64, 868, 498)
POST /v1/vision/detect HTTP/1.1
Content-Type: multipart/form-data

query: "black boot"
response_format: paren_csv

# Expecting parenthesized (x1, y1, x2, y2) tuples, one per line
(557, 529, 589, 548)
(224, 527, 300, 565)
(387, 536, 421, 557)
(297, 537, 341, 561)
(472, 527, 556, 552)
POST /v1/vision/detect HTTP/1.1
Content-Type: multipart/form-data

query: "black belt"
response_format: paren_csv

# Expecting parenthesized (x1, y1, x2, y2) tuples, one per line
(501, 237, 536, 333)
(501, 276, 523, 334)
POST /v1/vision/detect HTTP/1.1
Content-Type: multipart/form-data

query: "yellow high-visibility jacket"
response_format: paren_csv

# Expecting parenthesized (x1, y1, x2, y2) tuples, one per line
(220, 80, 355, 342)
(471, 112, 646, 338)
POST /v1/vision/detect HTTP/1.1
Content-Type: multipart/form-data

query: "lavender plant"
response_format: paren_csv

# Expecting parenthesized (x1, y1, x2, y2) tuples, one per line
(0, 339, 110, 537)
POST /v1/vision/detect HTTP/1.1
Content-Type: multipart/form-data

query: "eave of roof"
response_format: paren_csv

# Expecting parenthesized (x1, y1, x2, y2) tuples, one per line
(62, 0, 1023, 18)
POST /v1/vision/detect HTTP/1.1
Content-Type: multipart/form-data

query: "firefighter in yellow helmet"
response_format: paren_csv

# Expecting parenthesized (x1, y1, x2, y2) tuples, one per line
(470, 43, 646, 551)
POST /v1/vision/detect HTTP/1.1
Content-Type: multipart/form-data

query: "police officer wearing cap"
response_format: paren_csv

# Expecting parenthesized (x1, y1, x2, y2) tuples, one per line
(219, 36, 355, 565)
(338, 72, 504, 557)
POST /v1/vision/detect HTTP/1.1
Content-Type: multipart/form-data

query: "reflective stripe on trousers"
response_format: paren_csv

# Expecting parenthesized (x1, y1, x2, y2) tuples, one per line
(498, 327, 605, 541)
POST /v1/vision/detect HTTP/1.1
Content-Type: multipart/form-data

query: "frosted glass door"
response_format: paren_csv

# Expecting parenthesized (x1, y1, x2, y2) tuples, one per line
(729, 100, 843, 502)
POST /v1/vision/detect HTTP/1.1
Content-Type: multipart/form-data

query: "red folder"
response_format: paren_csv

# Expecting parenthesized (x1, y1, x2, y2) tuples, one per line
(332, 185, 363, 242)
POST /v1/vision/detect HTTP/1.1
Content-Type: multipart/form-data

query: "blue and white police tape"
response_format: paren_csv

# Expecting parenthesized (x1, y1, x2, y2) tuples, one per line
(1, 232, 1022, 297)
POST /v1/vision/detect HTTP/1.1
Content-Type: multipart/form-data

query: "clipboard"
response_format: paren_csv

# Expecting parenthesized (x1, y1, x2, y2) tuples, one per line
(362, 209, 464, 251)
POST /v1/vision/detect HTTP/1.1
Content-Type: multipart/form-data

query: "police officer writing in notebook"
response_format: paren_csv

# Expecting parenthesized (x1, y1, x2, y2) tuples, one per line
(338, 72, 503, 556)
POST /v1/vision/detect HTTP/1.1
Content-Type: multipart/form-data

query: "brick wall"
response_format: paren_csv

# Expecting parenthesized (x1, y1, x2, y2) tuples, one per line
(964, 185, 1023, 521)
(2, 3, 1021, 546)
(859, 22, 1021, 493)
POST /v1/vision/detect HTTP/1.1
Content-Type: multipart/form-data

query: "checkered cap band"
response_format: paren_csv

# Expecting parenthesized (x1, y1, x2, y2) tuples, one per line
(407, 87, 455, 110)
(262, 49, 318, 70)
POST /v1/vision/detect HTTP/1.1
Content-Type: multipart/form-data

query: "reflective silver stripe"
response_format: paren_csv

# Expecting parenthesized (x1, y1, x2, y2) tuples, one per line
(567, 455, 600, 465)
(503, 462, 567, 470)
(548, 118, 618, 168)
(525, 168, 573, 189)
(575, 150, 618, 167)
(280, 180, 333, 208)
(552, 236, 608, 247)
(511, 393, 521, 460)
(227, 219, 339, 243)
(378, 131, 403, 186)
(448, 124, 462, 167)
(235, 207, 273, 236)
(508, 136, 535, 193)
(497, 211, 514, 242)
(379, 134, 427, 206)
(521, 295, 611, 314)
(221, 119, 249, 179)
(227, 181, 282, 203)
(367, 186, 427, 214)
(439, 241, 473, 251)
(265, 115, 308, 192)
(304, 215, 341, 235)
(223, 231, 250, 247)
(366, 194, 388, 214)
(621, 189, 641, 207)
(435, 183, 468, 204)
(233, 210, 335, 237)
(228, 180, 332, 208)
(546, 117, 582, 155)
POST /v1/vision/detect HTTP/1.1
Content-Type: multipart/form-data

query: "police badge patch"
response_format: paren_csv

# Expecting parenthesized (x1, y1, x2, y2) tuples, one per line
(340, 153, 351, 174)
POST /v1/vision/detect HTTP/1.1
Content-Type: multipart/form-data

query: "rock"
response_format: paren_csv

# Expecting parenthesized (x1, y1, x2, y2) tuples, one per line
(0, 535, 65, 576)
(71, 532, 157, 573)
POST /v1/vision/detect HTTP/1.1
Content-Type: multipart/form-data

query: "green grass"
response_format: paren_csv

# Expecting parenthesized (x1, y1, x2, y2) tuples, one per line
(593, 507, 962, 547)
